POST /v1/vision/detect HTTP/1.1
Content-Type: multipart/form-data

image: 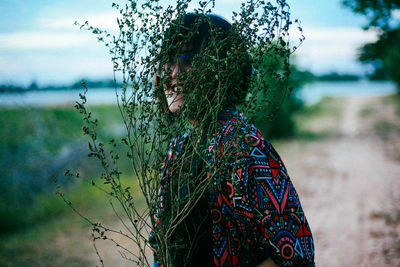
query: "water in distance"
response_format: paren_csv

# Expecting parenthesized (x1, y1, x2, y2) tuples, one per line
(298, 80, 397, 105)
(0, 81, 397, 107)
(0, 88, 119, 107)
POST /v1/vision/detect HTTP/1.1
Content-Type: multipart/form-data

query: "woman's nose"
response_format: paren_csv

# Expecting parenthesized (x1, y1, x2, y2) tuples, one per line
(170, 61, 180, 79)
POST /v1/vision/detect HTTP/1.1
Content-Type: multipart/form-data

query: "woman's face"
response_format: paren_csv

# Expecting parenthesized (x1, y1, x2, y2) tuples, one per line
(160, 44, 194, 113)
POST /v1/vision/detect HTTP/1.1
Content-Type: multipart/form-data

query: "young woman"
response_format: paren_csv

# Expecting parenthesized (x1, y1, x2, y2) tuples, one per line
(151, 13, 315, 267)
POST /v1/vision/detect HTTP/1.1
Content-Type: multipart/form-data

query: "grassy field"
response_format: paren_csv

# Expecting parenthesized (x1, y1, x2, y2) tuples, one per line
(0, 104, 129, 232)
(0, 102, 153, 266)
(0, 172, 144, 266)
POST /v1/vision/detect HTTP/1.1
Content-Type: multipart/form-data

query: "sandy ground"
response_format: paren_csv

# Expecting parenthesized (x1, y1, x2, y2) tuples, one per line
(277, 96, 400, 267)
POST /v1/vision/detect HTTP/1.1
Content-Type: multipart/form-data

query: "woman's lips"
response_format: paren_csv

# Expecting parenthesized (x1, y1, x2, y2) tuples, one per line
(170, 83, 184, 92)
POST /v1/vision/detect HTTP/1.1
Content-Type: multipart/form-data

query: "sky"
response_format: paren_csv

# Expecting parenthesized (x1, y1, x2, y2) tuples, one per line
(0, 0, 377, 86)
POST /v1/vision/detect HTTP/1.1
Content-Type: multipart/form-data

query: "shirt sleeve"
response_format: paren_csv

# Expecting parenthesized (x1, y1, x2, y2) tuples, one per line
(240, 136, 315, 266)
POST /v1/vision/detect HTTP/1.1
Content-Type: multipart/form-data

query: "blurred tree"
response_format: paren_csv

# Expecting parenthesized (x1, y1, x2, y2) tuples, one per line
(28, 81, 38, 91)
(343, 0, 400, 91)
(261, 65, 313, 138)
(252, 57, 313, 138)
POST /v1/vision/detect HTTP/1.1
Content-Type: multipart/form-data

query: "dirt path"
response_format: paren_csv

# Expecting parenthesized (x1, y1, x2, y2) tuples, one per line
(278, 96, 400, 266)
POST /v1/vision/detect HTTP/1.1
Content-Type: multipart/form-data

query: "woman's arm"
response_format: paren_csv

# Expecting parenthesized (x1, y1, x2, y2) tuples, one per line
(212, 114, 315, 266)
(240, 130, 315, 266)
(258, 258, 279, 267)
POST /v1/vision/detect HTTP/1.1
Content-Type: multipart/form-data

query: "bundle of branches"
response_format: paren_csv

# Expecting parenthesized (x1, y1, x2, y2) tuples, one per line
(63, 0, 303, 266)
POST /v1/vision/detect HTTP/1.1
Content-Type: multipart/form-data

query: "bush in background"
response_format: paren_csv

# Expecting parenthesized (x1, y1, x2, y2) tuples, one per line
(252, 55, 313, 139)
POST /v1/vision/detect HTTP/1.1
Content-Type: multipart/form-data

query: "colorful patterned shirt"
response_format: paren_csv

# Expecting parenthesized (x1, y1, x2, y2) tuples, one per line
(153, 110, 315, 266)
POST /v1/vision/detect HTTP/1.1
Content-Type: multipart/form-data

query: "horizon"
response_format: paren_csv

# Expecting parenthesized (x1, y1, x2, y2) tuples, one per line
(0, 71, 377, 91)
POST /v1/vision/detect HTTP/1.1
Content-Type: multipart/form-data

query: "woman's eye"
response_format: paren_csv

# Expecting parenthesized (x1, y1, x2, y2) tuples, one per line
(179, 54, 193, 66)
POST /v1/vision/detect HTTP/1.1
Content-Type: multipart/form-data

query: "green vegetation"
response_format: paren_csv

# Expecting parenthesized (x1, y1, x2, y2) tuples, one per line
(0, 173, 143, 267)
(374, 94, 400, 139)
(389, 94, 400, 116)
(360, 106, 374, 117)
(316, 72, 361, 81)
(0, 216, 92, 267)
(343, 0, 400, 90)
(0, 78, 122, 93)
(253, 63, 317, 139)
(294, 97, 343, 140)
(0, 104, 128, 234)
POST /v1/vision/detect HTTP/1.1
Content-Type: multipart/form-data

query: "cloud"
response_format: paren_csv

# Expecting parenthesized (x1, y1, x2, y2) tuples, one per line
(0, 31, 98, 50)
(37, 12, 121, 32)
(0, 12, 128, 51)
(0, 17, 381, 85)
(301, 27, 377, 44)
(290, 27, 378, 73)
(0, 51, 113, 86)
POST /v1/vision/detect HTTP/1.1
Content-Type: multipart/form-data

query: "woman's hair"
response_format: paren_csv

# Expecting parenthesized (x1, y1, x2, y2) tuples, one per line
(155, 13, 251, 112)
(161, 13, 232, 58)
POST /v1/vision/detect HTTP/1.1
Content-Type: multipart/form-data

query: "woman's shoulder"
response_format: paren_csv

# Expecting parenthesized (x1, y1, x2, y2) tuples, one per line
(217, 110, 271, 151)
(216, 110, 287, 170)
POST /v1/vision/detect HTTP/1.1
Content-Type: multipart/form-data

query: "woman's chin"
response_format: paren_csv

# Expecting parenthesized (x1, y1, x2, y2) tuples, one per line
(167, 97, 184, 113)
(168, 105, 182, 113)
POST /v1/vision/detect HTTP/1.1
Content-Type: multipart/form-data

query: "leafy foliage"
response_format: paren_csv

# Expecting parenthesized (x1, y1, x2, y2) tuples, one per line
(358, 28, 400, 87)
(343, 0, 400, 90)
(252, 56, 306, 138)
(343, 0, 400, 30)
